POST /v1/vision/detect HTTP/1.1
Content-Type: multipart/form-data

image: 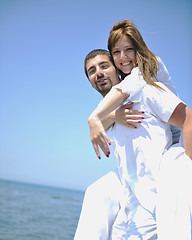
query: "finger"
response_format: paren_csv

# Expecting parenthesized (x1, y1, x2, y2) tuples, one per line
(103, 132, 111, 146)
(98, 139, 110, 157)
(125, 123, 137, 128)
(92, 142, 101, 159)
(125, 115, 145, 120)
(123, 120, 143, 128)
(126, 120, 142, 126)
(92, 134, 110, 158)
(97, 133, 111, 157)
(125, 109, 145, 115)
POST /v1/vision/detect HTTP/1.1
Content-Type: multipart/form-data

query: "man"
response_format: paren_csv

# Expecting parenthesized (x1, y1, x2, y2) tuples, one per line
(83, 49, 192, 240)
(75, 49, 192, 240)
(74, 49, 155, 240)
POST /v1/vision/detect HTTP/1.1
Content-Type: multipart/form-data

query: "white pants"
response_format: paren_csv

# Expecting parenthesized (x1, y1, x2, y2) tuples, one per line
(74, 169, 123, 240)
(74, 169, 157, 240)
(74, 145, 192, 240)
(156, 144, 192, 240)
(110, 185, 157, 240)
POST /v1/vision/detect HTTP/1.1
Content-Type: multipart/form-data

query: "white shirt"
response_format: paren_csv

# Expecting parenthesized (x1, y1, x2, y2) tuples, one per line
(107, 66, 182, 213)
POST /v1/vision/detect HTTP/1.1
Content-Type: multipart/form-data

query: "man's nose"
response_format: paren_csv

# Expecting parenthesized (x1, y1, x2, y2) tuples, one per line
(96, 67, 104, 77)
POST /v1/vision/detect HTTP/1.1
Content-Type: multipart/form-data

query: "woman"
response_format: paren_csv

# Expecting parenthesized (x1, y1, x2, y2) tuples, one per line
(88, 20, 192, 239)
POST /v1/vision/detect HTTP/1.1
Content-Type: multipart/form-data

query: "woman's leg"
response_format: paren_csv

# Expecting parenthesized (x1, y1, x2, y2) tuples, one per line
(74, 169, 123, 240)
(157, 146, 192, 240)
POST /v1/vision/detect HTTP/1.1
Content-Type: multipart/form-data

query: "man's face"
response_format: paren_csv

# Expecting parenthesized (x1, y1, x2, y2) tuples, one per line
(86, 55, 120, 96)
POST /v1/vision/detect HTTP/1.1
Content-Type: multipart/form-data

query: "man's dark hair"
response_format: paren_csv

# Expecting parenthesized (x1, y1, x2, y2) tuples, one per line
(84, 49, 113, 78)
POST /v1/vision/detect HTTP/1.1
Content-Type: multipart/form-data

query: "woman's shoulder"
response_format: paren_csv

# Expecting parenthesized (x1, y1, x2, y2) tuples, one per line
(113, 67, 146, 97)
(155, 55, 178, 95)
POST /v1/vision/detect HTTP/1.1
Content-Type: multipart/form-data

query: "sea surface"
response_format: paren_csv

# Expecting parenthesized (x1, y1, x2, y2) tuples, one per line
(0, 179, 84, 240)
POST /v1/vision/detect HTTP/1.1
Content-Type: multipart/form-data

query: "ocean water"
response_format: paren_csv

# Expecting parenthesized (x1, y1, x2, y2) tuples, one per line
(0, 179, 84, 240)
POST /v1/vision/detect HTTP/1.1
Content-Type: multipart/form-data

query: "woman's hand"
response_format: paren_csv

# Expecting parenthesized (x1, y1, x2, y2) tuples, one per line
(115, 103, 144, 128)
(88, 88, 130, 159)
(88, 115, 111, 159)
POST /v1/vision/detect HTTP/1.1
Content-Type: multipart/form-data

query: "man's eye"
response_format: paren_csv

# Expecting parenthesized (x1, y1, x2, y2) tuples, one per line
(88, 70, 95, 76)
(101, 64, 109, 69)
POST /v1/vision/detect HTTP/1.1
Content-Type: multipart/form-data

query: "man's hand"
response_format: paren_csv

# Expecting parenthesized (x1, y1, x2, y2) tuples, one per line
(115, 103, 144, 128)
(88, 115, 111, 159)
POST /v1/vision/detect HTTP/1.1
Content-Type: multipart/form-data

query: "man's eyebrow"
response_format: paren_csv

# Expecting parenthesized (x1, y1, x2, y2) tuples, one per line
(99, 61, 110, 65)
(87, 65, 95, 73)
(87, 61, 111, 73)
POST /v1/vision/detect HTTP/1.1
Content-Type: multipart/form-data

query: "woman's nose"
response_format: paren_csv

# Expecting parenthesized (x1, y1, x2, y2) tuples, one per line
(120, 50, 127, 59)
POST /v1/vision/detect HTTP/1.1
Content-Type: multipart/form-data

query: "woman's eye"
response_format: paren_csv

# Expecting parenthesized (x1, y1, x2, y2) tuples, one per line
(113, 51, 119, 55)
(127, 47, 134, 51)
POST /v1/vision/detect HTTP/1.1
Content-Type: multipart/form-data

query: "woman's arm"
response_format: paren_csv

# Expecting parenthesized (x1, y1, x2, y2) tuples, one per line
(101, 103, 144, 131)
(88, 88, 129, 159)
(91, 88, 129, 121)
(168, 103, 192, 159)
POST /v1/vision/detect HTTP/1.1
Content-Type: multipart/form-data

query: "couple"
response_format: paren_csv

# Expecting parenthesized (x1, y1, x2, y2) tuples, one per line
(74, 20, 192, 239)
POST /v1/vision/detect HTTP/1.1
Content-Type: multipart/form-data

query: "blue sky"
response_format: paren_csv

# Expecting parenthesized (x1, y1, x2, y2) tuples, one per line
(0, 0, 192, 191)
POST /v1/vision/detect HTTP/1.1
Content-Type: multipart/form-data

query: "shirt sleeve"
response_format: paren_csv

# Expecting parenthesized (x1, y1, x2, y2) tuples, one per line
(156, 56, 181, 142)
(112, 67, 146, 98)
(143, 83, 183, 123)
(156, 56, 178, 96)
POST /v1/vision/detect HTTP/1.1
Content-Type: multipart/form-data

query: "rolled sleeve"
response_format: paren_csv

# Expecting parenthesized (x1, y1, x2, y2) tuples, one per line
(143, 83, 183, 123)
(112, 67, 146, 98)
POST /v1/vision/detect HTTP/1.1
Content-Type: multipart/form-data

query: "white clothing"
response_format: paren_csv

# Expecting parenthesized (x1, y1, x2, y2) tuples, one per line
(75, 57, 184, 240)
(109, 186, 157, 240)
(156, 144, 192, 240)
(155, 56, 177, 95)
(74, 169, 158, 240)
(108, 69, 182, 213)
(155, 57, 180, 144)
(107, 68, 192, 239)
(74, 170, 122, 240)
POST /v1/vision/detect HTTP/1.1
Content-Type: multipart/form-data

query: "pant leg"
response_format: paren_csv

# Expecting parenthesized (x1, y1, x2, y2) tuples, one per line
(156, 146, 192, 240)
(74, 169, 123, 240)
(110, 186, 157, 240)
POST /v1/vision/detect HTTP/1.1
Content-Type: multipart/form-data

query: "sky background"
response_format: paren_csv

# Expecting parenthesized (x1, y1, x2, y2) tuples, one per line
(0, 0, 192, 191)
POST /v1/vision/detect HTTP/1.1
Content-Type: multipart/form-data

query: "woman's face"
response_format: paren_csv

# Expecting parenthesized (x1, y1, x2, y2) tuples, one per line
(111, 35, 136, 74)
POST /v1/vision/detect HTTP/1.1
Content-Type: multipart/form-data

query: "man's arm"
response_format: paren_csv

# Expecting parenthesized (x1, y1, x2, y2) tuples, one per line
(168, 103, 192, 159)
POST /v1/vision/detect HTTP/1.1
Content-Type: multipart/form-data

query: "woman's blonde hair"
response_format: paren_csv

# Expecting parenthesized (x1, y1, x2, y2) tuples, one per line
(108, 20, 162, 89)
